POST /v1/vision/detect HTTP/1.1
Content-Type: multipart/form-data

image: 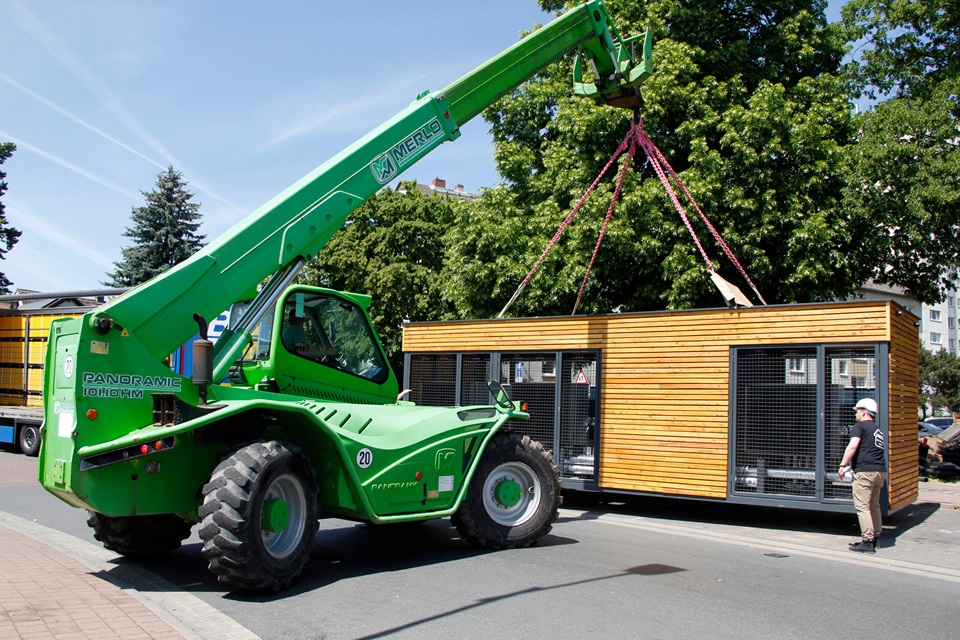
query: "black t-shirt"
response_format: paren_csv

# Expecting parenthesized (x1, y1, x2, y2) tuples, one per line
(851, 419, 886, 472)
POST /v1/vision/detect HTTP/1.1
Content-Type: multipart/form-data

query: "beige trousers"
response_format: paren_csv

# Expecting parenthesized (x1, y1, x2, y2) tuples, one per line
(852, 470, 885, 541)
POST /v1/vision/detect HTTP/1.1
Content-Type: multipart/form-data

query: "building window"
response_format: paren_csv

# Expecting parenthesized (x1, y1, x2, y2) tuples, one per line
(930, 309, 942, 321)
(949, 297, 955, 308)
(951, 339, 956, 351)
(950, 317, 956, 329)
(789, 358, 805, 373)
(931, 332, 942, 344)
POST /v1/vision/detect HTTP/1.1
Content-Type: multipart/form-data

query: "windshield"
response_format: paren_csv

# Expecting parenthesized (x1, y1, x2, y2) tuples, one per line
(279, 292, 388, 383)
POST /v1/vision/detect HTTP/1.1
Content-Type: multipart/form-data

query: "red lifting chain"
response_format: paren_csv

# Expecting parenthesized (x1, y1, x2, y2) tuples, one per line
(497, 116, 765, 319)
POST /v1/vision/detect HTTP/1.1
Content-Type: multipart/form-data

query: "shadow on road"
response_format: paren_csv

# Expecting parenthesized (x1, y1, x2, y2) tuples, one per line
(557, 489, 941, 549)
(93, 516, 580, 602)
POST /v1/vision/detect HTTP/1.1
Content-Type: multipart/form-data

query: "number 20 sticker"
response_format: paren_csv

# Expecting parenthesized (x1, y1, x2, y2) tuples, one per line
(356, 448, 373, 469)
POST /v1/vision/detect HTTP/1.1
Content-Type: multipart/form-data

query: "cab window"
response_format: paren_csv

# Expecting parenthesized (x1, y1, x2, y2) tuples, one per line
(280, 293, 388, 383)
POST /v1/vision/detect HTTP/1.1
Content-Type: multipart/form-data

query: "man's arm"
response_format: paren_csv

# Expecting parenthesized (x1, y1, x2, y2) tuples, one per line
(839, 437, 860, 474)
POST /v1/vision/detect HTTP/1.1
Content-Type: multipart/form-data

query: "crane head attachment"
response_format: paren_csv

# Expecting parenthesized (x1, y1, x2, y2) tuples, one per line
(573, 24, 653, 110)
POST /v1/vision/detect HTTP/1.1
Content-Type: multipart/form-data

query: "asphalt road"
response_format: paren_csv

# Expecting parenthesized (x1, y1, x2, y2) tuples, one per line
(2, 449, 958, 640)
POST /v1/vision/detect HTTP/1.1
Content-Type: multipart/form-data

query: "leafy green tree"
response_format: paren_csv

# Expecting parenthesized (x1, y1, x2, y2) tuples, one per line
(919, 345, 960, 416)
(301, 182, 459, 376)
(841, 82, 960, 302)
(841, 0, 960, 303)
(446, 0, 859, 319)
(105, 167, 205, 287)
(841, 0, 958, 101)
(0, 143, 23, 295)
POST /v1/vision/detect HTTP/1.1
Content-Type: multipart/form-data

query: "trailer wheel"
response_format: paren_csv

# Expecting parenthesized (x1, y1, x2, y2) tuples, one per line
(18, 424, 41, 457)
(86, 512, 192, 560)
(199, 440, 318, 592)
(452, 433, 560, 549)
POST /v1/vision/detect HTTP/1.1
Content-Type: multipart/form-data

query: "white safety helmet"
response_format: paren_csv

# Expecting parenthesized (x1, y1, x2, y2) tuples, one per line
(854, 398, 878, 417)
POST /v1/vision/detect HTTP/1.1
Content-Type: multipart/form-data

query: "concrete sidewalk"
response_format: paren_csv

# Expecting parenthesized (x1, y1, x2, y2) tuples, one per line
(0, 518, 187, 640)
(0, 511, 260, 640)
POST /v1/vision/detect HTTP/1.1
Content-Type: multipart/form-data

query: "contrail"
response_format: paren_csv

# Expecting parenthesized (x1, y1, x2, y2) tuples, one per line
(0, 70, 167, 172)
(264, 74, 433, 150)
(11, 203, 115, 269)
(0, 131, 139, 200)
(6, 0, 243, 213)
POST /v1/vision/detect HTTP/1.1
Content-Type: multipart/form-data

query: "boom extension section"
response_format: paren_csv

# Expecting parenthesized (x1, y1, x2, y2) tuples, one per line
(83, 0, 652, 368)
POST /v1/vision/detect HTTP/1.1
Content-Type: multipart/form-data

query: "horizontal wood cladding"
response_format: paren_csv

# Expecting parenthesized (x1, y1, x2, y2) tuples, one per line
(405, 300, 918, 506)
(403, 302, 892, 353)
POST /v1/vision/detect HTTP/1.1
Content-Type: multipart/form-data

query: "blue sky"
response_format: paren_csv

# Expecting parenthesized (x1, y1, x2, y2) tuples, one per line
(0, 0, 845, 293)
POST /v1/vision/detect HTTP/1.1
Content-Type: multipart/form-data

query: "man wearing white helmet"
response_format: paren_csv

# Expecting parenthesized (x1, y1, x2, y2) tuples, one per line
(838, 397, 886, 553)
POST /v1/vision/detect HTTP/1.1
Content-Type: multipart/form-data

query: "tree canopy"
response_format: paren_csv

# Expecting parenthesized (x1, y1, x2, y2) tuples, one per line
(0, 143, 23, 295)
(445, 0, 861, 319)
(842, 0, 959, 101)
(105, 167, 205, 287)
(919, 345, 960, 416)
(841, 0, 960, 303)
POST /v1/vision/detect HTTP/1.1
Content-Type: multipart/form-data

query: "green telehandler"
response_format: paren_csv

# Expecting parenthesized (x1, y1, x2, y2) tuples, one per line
(39, 1, 653, 591)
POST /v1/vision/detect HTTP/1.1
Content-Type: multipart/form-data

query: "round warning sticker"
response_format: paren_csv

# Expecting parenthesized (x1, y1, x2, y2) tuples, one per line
(356, 448, 373, 469)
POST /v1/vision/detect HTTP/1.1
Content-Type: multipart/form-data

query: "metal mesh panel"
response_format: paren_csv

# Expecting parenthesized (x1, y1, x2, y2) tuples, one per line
(460, 354, 491, 406)
(408, 354, 456, 406)
(500, 353, 556, 452)
(733, 348, 818, 498)
(824, 347, 877, 500)
(559, 354, 597, 480)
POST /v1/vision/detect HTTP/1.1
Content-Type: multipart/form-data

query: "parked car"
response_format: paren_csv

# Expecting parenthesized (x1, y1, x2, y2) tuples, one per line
(919, 422, 945, 438)
(925, 417, 954, 428)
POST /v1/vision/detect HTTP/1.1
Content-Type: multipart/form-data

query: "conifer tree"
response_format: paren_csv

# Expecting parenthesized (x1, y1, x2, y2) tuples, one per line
(0, 143, 23, 294)
(106, 167, 205, 287)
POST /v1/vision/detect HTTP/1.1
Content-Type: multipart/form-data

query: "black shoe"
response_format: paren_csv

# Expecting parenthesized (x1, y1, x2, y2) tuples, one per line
(848, 536, 880, 549)
(849, 540, 876, 554)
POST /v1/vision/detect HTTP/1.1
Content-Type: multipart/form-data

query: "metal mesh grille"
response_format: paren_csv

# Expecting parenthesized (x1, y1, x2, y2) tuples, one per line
(460, 354, 491, 406)
(559, 354, 597, 480)
(500, 353, 556, 452)
(824, 347, 877, 500)
(407, 354, 456, 406)
(733, 348, 818, 498)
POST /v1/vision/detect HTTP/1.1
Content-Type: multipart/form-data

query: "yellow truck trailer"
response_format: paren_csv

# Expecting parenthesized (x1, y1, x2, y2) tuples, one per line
(0, 290, 120, 454)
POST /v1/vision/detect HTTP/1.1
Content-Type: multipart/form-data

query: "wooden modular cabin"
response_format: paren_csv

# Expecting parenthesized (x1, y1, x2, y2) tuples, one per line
(402, 300, 919, 513)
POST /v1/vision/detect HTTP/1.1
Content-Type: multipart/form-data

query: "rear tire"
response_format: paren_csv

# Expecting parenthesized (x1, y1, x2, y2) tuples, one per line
(18, 424, 41, 457)
(86, 512, 192, 560)
(452, 433, 561, 549)
(199, 440, 318, 592)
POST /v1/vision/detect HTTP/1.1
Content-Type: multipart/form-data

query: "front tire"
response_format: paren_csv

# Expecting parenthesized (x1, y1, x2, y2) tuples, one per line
(86, 512, 192, 560)
(18, 424, 41, 456)
(453, 433, 561, 549)
(199, 440, 318, 592)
